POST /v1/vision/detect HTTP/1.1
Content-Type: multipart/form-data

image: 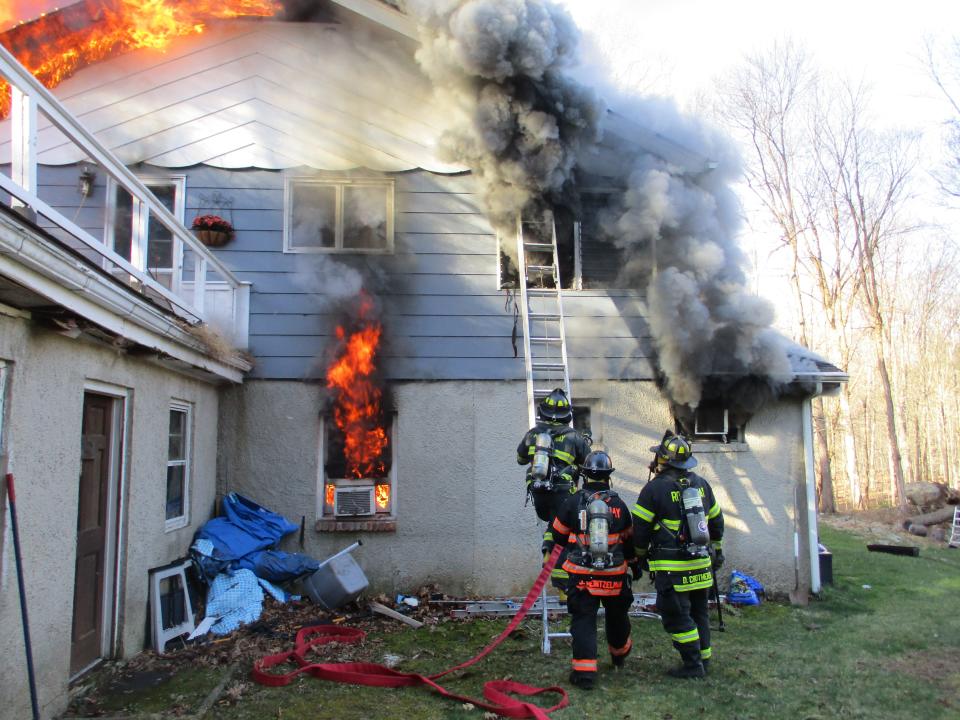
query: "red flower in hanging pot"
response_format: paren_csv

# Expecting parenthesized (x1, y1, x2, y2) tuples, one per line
(191, 215, 234, 246)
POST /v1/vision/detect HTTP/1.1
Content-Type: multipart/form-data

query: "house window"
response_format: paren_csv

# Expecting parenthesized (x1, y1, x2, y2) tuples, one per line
(285, 178, 394, 253)
(107, 176, 186, 289)
(317, 413, 396, 530)
(165, 402, 192, 530)
(572, 404, 594, 445)
(679, 400, 745, 444)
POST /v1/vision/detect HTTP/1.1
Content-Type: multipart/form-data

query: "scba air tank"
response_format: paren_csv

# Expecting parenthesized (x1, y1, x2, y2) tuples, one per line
(530, 431, 553, 482)
(681, 485, 710, 548)
(587, 498, 611, 567)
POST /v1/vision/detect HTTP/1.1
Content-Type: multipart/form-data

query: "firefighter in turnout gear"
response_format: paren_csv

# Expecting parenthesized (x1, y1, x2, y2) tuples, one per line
(543, 450, 637, 690)
(632, 431, 724, 679)
(517, 388, 592, 590)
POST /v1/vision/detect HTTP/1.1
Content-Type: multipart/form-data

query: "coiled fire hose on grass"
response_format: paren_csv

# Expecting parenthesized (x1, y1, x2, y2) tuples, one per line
(251, 544, 568, 719)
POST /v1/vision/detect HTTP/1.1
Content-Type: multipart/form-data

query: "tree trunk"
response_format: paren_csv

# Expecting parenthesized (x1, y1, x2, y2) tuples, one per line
(876, 348, 907, 511)
(838, 386, 862, 509)
(906, 505, 956, 526)
(814, 399, 835, 513)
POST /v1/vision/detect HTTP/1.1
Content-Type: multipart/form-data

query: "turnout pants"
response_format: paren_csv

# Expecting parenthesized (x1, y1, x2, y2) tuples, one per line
(566, 582, 633, 679)
(532, 486, 574, 590)
(654, 573, 711, 667)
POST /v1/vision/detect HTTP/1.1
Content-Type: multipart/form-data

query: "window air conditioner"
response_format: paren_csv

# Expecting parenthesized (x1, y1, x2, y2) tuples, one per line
(334, 485, 375, 517)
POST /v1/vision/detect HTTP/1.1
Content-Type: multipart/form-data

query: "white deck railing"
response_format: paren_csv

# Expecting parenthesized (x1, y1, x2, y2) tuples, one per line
(0, 44, 249, 346)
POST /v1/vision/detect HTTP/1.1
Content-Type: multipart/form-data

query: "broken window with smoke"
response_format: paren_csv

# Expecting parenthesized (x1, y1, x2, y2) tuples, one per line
(285, 178, 394, 253)
(107, 175, 185, 289)
(677, 400, 745, 444)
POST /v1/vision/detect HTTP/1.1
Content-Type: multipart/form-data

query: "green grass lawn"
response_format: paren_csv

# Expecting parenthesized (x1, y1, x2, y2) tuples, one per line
(74, 525, 960, 719)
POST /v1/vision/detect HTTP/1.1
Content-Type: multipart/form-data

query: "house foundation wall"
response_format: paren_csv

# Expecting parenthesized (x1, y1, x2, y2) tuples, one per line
(220, 379, 802, 598)
(0, 313, 220, 720)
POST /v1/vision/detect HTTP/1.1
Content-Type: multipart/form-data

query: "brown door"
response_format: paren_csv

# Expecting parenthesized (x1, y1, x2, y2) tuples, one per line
(71, 393, 112, 674)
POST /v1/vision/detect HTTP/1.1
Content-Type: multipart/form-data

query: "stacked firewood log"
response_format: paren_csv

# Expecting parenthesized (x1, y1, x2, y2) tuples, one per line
(901, 482, 960, 542)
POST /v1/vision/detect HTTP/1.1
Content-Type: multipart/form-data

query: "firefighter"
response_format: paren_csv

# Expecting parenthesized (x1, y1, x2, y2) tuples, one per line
(517, 388, 592, 590)
(631, 430, 724, 679)
(543, 450, 637, 690)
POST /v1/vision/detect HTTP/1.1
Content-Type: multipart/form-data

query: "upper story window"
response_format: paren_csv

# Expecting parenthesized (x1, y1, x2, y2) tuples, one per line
(165, 401, 192, 531)
(284, 178, 394, 253)
(107, 175, 186, 290)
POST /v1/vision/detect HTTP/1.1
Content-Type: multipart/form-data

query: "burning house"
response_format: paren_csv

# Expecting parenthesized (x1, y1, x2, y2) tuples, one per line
(0, 1, 845, 716)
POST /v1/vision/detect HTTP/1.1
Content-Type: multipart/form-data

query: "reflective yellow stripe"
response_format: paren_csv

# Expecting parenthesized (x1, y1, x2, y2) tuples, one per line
(711, 539, 723, 549)
(551, 568, 569, 579)
(648, 558, 712, 572)
(700, 647, 712, 659)
(671, 628, 699, 644)
(661, 518, 681, 531)
(631, 504, 654, 522)
(677, 578, 713, 591)
(707, 502, 721, 519)
(554, 449, 574, 464)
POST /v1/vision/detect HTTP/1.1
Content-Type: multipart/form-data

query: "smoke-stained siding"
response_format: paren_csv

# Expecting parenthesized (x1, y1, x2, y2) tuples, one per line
(25, 162, 656, 381)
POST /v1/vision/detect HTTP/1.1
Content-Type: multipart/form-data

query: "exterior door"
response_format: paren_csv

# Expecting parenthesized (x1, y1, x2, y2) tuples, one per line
(71, 393, 113, 674)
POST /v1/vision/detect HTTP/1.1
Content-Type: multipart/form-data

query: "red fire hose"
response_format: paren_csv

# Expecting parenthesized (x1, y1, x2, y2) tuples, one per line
(252, 544, 568, 719)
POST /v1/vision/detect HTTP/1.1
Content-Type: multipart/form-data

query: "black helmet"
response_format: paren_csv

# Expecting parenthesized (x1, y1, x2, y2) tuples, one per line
(537, 388, 572, 424)
(649, 430, 697, 469)
(582, 450, 614, 481)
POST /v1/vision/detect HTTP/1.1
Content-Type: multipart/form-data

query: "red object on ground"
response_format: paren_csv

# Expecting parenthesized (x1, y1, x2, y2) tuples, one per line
(251, 545, 568, 719)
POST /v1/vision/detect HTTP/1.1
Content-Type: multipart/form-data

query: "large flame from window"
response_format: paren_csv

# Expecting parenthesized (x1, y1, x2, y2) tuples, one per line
(326, 294, 389, 479)
(1, 0, 281, 118)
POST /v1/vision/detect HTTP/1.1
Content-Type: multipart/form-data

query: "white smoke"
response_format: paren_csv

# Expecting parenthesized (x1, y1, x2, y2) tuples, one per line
(403, 0, 603, 230)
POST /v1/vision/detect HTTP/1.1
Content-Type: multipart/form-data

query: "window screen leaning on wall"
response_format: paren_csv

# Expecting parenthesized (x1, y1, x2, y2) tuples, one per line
(166, 402, 192, 529)
(285, 178, 394, 253)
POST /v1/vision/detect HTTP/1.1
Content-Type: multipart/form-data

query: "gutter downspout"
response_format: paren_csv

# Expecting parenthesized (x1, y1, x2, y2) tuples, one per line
(802, 388, 822, 595)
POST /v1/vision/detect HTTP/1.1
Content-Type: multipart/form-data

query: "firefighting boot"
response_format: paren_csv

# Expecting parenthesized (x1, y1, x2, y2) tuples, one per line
(666, 662, 706, 679)
(701, 659, 710, 675)
(568, 670, 595, 690)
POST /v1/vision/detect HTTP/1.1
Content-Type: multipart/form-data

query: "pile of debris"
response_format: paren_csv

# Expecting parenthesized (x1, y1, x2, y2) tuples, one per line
(902, 482, 960, 543)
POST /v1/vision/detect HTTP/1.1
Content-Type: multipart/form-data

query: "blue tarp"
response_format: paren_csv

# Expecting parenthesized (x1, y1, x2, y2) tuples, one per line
(191, 493, 317, 584)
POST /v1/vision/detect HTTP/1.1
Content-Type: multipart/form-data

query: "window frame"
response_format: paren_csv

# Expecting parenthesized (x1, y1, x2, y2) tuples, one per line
(283, 176, 395, 254)
(316, 412, 397, 525)
(678, 400, 746, 446)
(105, 174, 187, 289)
(164, 401, 192, 532)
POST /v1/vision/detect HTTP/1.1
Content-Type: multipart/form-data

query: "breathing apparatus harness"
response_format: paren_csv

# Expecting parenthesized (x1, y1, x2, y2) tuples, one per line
(673, 475, 711, 559)
(574, 488, 617, 570)
(528, 425, 579, 492)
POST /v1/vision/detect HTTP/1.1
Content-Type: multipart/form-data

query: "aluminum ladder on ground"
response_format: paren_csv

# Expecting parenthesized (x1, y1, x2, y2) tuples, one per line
(516, 213, 573, 654)
(950, 506, 960, 548)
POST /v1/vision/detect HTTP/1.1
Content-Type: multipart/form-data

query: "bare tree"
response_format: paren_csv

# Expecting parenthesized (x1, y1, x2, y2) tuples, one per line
(811, 80, 919, 510)
(712, 40, 851, 512)
(924, 36, 960, 201)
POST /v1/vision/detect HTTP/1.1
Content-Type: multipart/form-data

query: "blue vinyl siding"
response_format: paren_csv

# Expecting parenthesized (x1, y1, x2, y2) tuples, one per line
(33, 164, 654, 381)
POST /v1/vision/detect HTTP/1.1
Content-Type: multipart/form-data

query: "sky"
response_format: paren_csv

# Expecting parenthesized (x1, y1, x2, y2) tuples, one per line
(556, 0, 960, 133)
(555, 0, 960, 315)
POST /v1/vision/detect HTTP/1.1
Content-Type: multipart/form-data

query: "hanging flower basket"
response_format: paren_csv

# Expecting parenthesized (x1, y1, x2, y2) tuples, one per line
(191, 214, 234, 247)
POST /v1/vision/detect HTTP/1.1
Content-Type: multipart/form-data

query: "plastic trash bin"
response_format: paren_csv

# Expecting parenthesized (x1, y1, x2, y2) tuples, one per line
(301, 554, 369, 610)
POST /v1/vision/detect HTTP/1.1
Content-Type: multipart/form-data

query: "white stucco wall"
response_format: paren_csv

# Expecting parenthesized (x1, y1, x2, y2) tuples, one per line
(220, 379, 805, 599)
(0, 313, 221, 720)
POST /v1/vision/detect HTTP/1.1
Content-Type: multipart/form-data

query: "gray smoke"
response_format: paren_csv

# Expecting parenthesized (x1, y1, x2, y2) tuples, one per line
(592, 98, 794, 409)
(406, 1, 794, 411)
(403, 0, 603, 231)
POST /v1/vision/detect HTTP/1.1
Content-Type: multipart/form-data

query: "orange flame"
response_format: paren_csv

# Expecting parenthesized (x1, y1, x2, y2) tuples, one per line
(326, 296, 389, 479)
(1, 0, 281, 117)
(375, 483, 390, 511)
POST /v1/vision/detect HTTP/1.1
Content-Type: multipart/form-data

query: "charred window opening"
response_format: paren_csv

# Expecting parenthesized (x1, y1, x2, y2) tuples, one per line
(285, 178, 394, 253)
(676, 400, 745, 444)
(321, 414, 395, 519)
(572, 404, 593, 445)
